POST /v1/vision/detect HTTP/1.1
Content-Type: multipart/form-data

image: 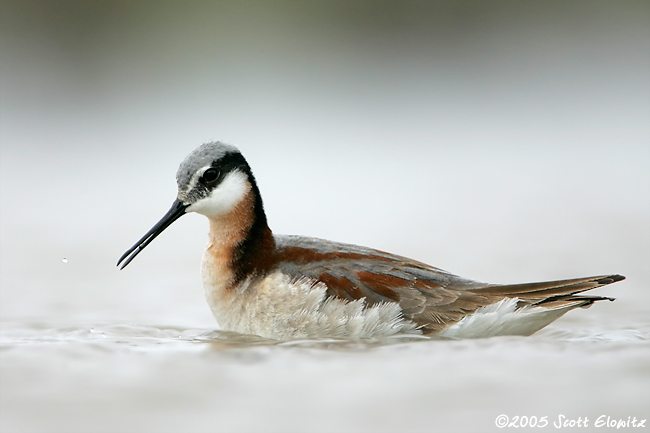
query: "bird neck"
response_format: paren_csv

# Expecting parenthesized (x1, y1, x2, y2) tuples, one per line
(205, 177, 275, 287)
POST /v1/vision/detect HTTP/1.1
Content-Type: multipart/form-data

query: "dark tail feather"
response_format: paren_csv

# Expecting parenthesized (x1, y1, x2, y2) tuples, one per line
(469, 274, 625, 305)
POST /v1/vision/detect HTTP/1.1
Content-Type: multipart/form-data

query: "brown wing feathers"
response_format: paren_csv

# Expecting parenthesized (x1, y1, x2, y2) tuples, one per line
(318, 266, 623, 333)
(273, 238, 624, 334)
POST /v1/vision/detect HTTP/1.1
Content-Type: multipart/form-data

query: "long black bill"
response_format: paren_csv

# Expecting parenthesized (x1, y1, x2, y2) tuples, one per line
(117, 199, 189, 270)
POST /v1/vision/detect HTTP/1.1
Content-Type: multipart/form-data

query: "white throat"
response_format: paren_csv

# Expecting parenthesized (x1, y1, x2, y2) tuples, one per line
(187, 170, 250, 217)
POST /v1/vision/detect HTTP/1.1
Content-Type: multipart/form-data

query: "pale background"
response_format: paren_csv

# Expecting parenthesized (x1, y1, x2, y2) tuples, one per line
(1, 1, 648, 433)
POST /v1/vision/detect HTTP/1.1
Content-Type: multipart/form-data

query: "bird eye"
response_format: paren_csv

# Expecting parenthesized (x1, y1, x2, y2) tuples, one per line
(202, 168, 219, 183)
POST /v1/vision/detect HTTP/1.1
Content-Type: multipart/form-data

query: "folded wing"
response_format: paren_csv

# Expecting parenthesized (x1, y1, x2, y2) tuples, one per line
(273, 235, 624, 334)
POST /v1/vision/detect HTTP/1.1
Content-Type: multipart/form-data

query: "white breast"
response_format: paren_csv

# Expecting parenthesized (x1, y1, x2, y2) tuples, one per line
(202, 269, 420, 340)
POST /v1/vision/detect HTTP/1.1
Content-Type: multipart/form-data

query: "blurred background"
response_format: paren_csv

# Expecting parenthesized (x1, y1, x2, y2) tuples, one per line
(1, 2, 648, 433)
(1, 0, 647, 326)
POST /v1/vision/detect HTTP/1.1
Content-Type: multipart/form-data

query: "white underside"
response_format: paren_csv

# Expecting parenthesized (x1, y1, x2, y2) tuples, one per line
(438, 298, 572, 339)
(203, 270, 420, 340)
(202, 250, 574, 340)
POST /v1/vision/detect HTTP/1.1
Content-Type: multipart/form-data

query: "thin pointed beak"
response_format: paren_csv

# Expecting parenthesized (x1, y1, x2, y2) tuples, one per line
(117, 199, 189, 269)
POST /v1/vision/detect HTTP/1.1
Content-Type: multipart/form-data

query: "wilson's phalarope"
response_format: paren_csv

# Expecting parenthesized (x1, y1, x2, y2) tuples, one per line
(118, 142, 624, 340)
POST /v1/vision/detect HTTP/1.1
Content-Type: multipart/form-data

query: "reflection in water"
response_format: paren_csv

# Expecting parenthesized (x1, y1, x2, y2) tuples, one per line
(2, 322, 647, 350)
(1, 321, 648, 433)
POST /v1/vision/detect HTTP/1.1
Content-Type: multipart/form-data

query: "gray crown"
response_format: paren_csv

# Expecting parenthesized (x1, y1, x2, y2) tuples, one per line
(176, 141, 240, 190)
